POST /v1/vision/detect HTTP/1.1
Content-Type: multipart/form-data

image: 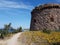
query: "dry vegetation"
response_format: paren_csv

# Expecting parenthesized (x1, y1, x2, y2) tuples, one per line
(18, 31, 60, 45)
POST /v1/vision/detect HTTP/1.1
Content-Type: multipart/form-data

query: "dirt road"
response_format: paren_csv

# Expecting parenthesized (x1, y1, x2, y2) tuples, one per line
(0, 32, 22, 45)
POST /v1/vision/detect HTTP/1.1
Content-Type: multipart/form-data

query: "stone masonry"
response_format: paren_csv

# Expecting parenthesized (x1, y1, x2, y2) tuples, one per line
(30, 4, 60, 31)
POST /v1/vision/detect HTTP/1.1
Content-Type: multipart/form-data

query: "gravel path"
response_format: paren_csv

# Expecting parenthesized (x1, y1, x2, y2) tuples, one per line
(0, 32, 22, 45)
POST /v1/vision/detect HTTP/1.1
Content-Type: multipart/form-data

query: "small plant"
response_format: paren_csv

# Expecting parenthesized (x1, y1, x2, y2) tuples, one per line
(52, 42, 60, 45)
(17, 26, 22, 32)
(0, 32, 4, 39)
(42, 29, 51, 34)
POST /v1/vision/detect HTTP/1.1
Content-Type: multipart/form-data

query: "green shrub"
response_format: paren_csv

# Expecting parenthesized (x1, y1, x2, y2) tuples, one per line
(42, 29, 51, 34)
(52, 42, 60, 45)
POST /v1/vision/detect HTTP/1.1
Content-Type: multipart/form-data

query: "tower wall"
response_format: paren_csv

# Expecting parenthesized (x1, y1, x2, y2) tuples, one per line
(30, 4, 60, 31)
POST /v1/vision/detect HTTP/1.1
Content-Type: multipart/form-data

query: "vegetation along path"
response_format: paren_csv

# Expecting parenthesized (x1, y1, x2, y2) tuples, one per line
(0, 32, 22, 45)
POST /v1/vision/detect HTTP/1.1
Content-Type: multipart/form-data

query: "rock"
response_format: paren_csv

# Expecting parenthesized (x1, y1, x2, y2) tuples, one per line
(30, 3, 60, 31)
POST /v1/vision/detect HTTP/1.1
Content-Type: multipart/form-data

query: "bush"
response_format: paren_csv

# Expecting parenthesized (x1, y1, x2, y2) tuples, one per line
(52, 42, 60, 45)
(42, 29, 51, 34)
(0, 32, 5, 39)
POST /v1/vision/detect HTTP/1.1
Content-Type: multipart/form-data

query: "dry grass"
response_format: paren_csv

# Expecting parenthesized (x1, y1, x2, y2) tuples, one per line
(18, 31, 60, 45)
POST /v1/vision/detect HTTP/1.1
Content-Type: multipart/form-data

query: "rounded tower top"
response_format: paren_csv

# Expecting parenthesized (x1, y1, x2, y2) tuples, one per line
(32, 3, 60, 14)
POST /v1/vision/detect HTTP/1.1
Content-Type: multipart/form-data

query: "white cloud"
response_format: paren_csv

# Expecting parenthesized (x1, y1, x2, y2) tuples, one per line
(0, 0, 34, 10)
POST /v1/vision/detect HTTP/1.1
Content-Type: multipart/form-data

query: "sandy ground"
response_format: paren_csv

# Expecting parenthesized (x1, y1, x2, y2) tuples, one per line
(0, 32, 22, 45)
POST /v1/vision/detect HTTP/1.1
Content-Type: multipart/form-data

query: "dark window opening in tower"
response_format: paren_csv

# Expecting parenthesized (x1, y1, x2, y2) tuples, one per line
(50, 17, 54, 22)
(34, 19, 36, 22)
(59, 26, 60, 30)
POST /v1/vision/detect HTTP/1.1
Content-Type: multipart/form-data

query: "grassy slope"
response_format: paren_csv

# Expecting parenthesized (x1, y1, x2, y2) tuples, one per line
(18, 31, 60, 45)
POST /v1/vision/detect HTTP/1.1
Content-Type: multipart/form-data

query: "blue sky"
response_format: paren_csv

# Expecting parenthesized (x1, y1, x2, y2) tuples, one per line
(0, 0, 60, 29)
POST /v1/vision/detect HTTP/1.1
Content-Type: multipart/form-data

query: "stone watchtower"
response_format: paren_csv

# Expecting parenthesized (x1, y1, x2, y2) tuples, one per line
(30, 4, 60, 31)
